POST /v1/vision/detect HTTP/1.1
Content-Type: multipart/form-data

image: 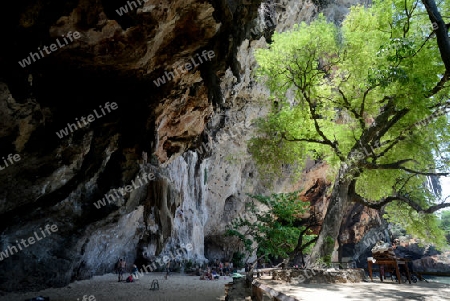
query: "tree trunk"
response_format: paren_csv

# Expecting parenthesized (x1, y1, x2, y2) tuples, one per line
(308, 165, 353, 266)
(246, 262, 258, 288)
(421, 0, 450, 72)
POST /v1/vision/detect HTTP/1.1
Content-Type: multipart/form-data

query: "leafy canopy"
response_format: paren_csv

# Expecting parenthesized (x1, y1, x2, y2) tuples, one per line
(250, 0, 450, 247)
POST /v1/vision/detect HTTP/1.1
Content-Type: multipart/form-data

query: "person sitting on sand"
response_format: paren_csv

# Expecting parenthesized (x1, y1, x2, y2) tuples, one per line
(224, 261, 230, 275)
(131, 264, 139, 280)
(211, 269, 219, 280)
(126, 274, 134, 282)
(205, 268, 212, 280)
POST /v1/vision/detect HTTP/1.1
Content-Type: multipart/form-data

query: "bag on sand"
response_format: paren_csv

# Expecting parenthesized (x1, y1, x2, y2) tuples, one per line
(25, 297, 50, 301)
(126, 275, 134, 282)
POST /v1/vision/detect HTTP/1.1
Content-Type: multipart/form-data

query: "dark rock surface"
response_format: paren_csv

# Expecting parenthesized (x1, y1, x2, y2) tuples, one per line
(0, 0, 264, 292)
(413, 253, 450, 273)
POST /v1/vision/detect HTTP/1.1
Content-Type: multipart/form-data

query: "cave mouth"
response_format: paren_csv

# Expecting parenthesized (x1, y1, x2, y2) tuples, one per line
(3, 62, 161, 153)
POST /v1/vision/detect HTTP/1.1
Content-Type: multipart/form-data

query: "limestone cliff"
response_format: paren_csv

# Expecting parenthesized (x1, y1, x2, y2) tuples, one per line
(0, 0, 394, 294)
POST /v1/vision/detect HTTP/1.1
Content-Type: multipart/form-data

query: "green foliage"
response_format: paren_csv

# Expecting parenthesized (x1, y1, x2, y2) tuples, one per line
(225, 191, 316, 259)
(321, 236, 335, 265)
(185, 260, 193, 270)
(384, 204, 447, 248)
(389, 223, 407, 239)
(439, 210, 450, 244)
(300, 233, 317, 255)
(440, 211, 450, 232)
(250, 0, 450, 248)
(315, 256, 331, 268)
(231, 251, 245, 269)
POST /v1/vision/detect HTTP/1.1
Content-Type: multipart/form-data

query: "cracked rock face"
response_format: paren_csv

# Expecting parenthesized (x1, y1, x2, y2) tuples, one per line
(0, 0, 265, 292)
(0, 0, 387, 293)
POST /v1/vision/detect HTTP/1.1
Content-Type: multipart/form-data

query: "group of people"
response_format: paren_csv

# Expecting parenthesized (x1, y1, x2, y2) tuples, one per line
(116, 258, 140, 282)
(116, 257, 237, 282)
(199, 267, 221, 280)
(116, 258, 171, 282)
(198, 258, 235, 280)
(213, 258, 234, 276)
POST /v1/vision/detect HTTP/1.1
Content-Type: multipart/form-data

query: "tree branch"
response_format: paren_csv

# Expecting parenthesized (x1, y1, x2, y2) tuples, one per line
(300, 87, 344, 159)
(364, 159, 415, 168)
(294, 236, 318, 253)
(281, 132, 335, 146)
(426, 71, 450, 97)
(353, 99, 408, 163)
(349, 180, 450, 213)
(377, 105, 449, 158)
(360, 86, 377, 117)
(364, 160, 449, 176)
(421, 0, 450, 73)
(337, 87, 365, 131)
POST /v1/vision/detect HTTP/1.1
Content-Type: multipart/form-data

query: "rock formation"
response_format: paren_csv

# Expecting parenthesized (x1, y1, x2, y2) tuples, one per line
(1, 0, 440, 294)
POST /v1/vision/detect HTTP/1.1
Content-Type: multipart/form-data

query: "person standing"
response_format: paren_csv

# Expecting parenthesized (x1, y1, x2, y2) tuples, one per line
(164, 260, 171, 279)
(219, 261, 223, 276)
(115, 258, 120, 274)
(118, 258, 127, 282)
(142, 151, 148, 164)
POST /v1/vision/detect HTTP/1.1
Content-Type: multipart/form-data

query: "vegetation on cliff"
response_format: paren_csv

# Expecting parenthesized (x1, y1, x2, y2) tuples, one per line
(226, 191, 317, 263)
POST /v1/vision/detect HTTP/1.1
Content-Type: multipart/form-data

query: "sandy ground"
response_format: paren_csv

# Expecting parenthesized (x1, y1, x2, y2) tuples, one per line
(0, 273, 231, 301)
(3, 273, 450, 301)
(258, 276, 450, 301)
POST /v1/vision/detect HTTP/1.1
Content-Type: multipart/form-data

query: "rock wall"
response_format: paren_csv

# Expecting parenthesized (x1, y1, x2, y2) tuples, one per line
(0, 0, 380, 294)
(339, 205, 387, 266)
(413, 253, 450, 273)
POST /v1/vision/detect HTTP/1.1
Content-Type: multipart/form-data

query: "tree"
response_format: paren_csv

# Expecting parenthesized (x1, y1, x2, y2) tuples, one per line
(290, 205, 322, 267)
(225, 191, 316, 283)
(250, 0, 450, 265)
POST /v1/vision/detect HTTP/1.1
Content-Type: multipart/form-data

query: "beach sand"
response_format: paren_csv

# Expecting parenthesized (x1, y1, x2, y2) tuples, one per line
(3, 273, 450, 301)
(0, 273, 230, 301)
(257, 276, 450, 301)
